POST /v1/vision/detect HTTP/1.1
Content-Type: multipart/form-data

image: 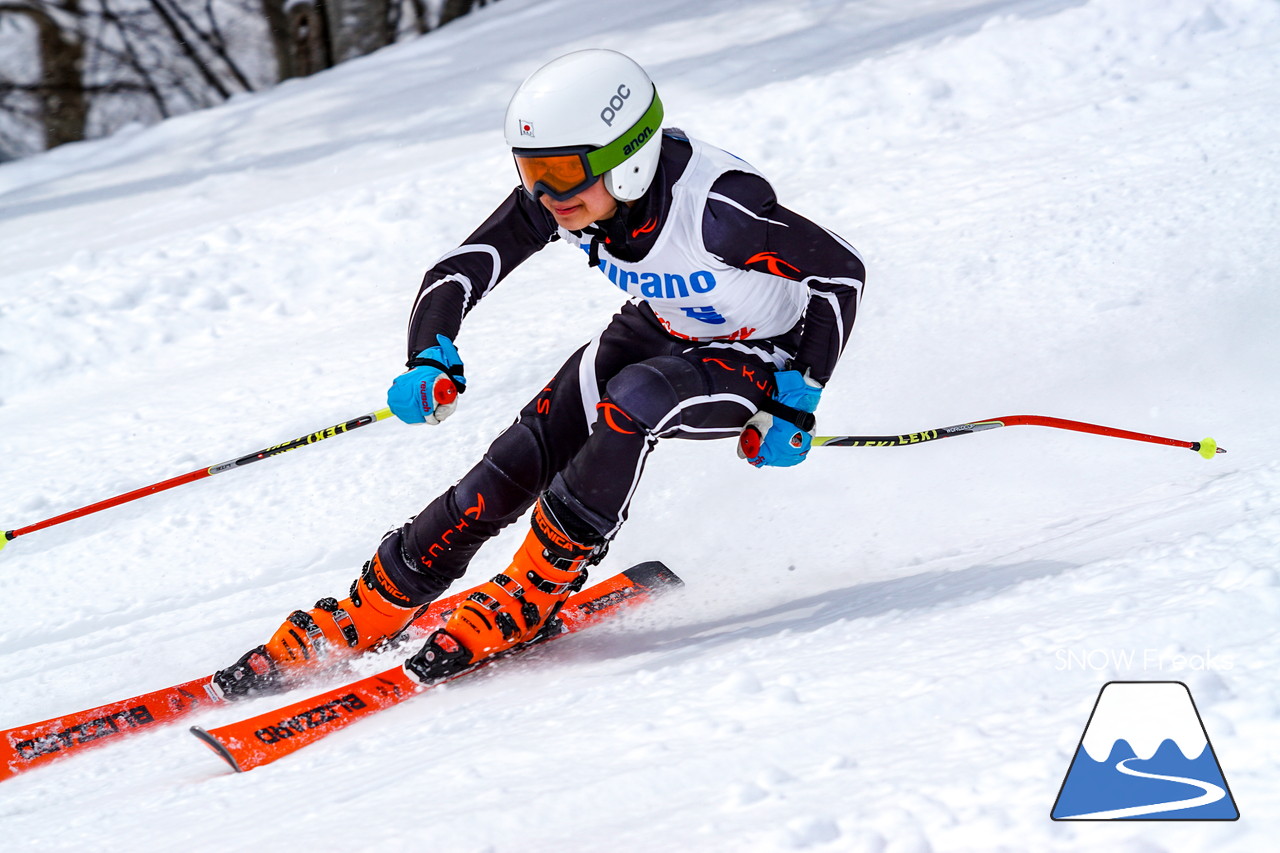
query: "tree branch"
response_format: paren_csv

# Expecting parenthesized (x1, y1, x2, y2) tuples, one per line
(162, 0, 254, 91)
(144, 0, 231, 99)
(99, 0, 171, 117)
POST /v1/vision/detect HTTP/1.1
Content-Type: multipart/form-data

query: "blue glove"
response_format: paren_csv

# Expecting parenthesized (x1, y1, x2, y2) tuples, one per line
(737, 370, 822, 468)
(387, 335, 466, 425)
(774, 369, 823, 413)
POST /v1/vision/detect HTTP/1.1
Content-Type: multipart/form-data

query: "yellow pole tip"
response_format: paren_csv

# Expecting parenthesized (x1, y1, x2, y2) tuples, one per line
(1197, 437, 1220, 459)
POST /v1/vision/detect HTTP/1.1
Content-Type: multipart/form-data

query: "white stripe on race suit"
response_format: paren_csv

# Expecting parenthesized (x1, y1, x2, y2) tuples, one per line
(609, 439, 654, 539)
(820, 225, 866, 266)
(605, 391, 755, 537)
(706, 192, 790, 228)
(696, 340, 792, 370)
(651, 392, 757, 437)
(410, 273, 473, 336)
(807, 287, 844, 356)
(578, 333, 604, 435)
(409, 242, 506, 335)
(435, 243, 503, 295)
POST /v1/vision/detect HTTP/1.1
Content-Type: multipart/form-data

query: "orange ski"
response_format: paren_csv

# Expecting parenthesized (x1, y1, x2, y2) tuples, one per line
(0, 676, 223, 781)
(191, 562, 682, 773)
(1, 580, 484, 782)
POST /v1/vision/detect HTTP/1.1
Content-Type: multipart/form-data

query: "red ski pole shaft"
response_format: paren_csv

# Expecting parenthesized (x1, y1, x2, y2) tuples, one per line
(811, 415, 1224, 458)
(2, 408, 394, 551)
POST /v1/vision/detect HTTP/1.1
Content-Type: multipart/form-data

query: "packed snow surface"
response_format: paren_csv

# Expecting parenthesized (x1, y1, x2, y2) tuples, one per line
(2, 0, 1279, 850)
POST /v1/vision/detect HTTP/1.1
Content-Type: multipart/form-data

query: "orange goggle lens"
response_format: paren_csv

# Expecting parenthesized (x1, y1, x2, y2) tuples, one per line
(513, 150, 595, 199)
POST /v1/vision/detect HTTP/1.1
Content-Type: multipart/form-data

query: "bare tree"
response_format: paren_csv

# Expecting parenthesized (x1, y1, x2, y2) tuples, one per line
(1, 2, 90, 149)
(259, 0, 331, 81)
(438, 0, 473, 27)
(0, 0, 263, 155)
(329, 0, 391, 63)
(0, 0, 501, 158)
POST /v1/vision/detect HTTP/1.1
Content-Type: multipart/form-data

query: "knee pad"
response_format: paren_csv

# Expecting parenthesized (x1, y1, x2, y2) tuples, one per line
(604, 356, 699, 432)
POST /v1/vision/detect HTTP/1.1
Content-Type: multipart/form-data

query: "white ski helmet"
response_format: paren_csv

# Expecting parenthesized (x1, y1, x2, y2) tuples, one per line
(505, 49, 664, 203)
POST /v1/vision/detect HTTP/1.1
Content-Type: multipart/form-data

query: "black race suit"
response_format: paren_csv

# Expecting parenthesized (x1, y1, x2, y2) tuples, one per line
(387, 131, 866, 603)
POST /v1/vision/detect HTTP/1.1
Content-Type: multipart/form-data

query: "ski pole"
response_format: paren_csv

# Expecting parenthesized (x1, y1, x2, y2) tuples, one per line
(2, 408, 395, 552)
(810, 415, 1223, 458)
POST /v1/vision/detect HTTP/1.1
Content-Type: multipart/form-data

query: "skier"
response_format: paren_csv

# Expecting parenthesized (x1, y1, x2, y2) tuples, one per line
(213, 49, 865, 695)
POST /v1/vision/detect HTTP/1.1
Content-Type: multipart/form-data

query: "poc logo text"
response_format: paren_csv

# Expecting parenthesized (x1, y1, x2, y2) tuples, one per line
(600, 83, 631, 126)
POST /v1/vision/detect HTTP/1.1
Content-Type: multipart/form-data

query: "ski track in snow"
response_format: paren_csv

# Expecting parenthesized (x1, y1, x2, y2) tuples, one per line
(2, 0, 1279, 850)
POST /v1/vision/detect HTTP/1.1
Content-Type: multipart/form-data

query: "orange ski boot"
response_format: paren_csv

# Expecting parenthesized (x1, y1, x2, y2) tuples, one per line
(406, 495, 604, 682)
(213, 531, 431, 697)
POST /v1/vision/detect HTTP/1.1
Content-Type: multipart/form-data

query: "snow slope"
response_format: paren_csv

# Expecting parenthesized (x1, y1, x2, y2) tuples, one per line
(2, 0, 1279, 849)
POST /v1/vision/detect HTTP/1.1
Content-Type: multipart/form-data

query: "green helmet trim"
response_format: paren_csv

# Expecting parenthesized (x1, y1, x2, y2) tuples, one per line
(585, 89, 664, 178)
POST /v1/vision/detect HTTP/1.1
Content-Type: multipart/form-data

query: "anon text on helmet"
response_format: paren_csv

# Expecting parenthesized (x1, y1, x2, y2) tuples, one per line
(623, 126, 655, 157)
(600, 84, 631, 127)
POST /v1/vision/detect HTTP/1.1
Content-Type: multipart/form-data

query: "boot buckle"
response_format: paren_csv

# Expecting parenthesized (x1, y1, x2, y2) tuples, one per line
(492, 572, 526, 598)
(330, 607, 360, 648)
(287, 609, 330, 657)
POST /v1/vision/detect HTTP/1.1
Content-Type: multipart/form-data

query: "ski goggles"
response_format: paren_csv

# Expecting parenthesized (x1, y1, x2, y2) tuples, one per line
(513, 146, 601, 201)
(512, 90, 664, 201)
